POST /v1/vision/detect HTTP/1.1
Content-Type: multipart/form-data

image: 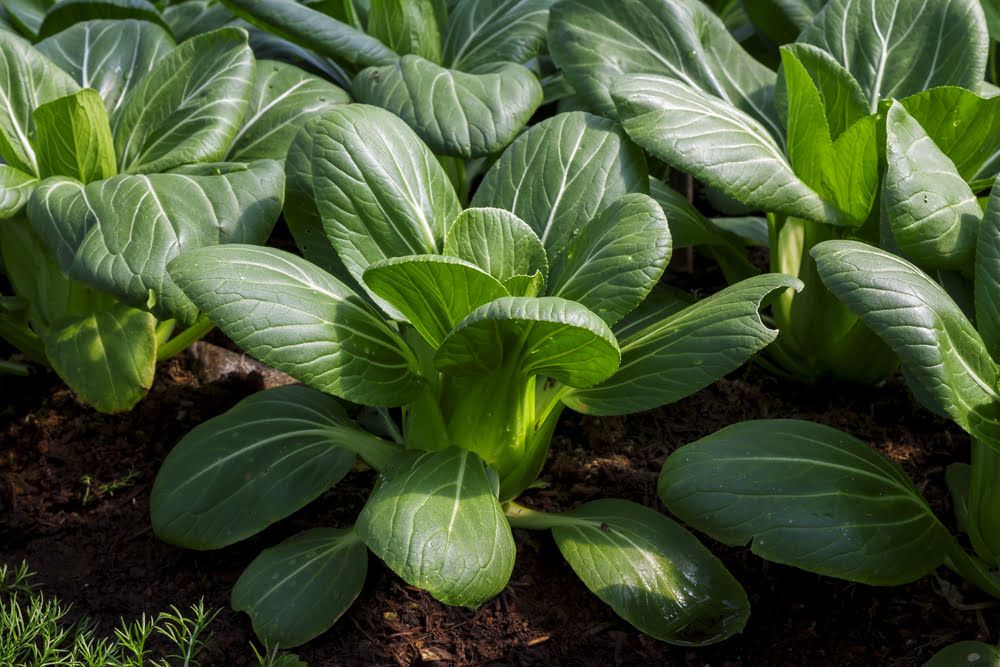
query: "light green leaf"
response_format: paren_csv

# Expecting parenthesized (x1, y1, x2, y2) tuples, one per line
(232, 527, 368, 648)
(502, 271, 544, 297)
(151, 384, 389, 548)
(564, 273, 802, 415)
(0, 30, 79, 175)
(37, 19, 175, 117)
(812, 240, 1000, 445)
(900, 86, 1000, 185)
(0, 0, 54, 38)
(37, 0, 169, 38)
(302, 105, 461, 291)
(45, 300, 157, 414)
(357, 448, 515, 607)
(30, 160, 283, 325)
(798, 0, 988, 113)
(112, 27, 254, 173)
(31, 89, 117, 183)
(781, 47, 877, 225)
(547, 193, 670, 326)
(226, 60, 349, 161)
(435, 296, 620, 387)
(548, 0, 780, 140)
(0, 166, 36, 219)
(775, 43, 868, 140)
(221, 0, 397, 69)
(551, 499, 748, 646)
(163, 0, 235, 41)
(442, 0, 552, 71)
(363, 255, 509, 348)
(976, 181, 1000, 362)
(353, 56, 542, 159)
(660, 419, 953, 584)
(367, 0, 444, 63)
(471, 111, 647, 254)
(442, 207, 547, 283)
(168, 245, 424, 407)
(611, 75, 840, 225)
(884, 101, 980, 270)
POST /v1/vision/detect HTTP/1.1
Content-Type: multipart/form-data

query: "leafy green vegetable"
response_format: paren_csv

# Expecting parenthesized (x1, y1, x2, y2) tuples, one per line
(154, 105, 796, 647)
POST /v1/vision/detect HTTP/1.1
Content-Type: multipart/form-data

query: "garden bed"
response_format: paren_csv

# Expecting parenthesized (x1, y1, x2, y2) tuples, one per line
(0, 342, 991, 666)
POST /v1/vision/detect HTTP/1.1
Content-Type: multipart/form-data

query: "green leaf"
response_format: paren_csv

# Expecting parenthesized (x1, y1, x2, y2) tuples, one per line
(551, 499, 748, 646)
(781, 47, 877, 225)
(563, 273, 802, 415)
(0, 30, 80, 175)
(744, 0, 822, 46)
(471, 111, 647, 254)
(900, 86, 1000, 185)
(37, 0, 169, 38)
(0, 0, 54, 38)
(0, 166, 36, 219)
(435, 296, 619, 387)
(232, 527, 368, 648)
(442, 207, 547, 283)
(283, 119, 351, 280)
(502, 271, 544, 297)
(112, 27, 254, 173)
(547, 193, 670, 326)
(226, 60, 349, 161)
(946, 462, 971, 534)
(977, 182, 1000, 361)
(363, 255, 509, 348)
(442, 0, 551, 71)
(367, 0, 444, 63)
(883, 101, 980, 270)
(221, 0, 397, 69)
(548, 0, 780, 140)
(150, 384, 385, 548)
(163, 0, 235, 41)
(812, 240, 1000, 445)
(775, 43, 868, 140)
(357, 448, 515, 607)
(31, 89, 117, 183)
(168, 245, 424, 407)
(45, 300, 157, 414)
(30, 160, 283, 325)
(924, 642, 1000, 667)
(660, 419, 953, 585)
(352, 56, 542, 159)
(798, 0, 988, 113)
(611, 75, 840, 225)
(37, 19, 175, 117)
(300, 105, 461, 291)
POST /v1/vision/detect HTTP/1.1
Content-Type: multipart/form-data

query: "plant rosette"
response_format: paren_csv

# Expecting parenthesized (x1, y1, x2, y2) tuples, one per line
(150, 105, 802, 649)
(0, 22, 349, 411)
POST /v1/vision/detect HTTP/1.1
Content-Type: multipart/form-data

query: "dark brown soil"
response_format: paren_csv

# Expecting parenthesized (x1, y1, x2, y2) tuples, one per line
(0, 343, 993, 666)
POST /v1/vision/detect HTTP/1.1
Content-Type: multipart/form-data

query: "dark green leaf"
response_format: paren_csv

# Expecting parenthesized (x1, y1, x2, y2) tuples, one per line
(547, 193, 671, 326)
(660, 419, 953, 584)
(37, 0, 169, 38)
(30, 160, 283, 325)
(442, 0, 551, 71)
(151, 385, 388, 548)
(112, 27, 254, 173)
(552, 499, 748, 646)
(232, 527, 368, 648)
(168, 245, 424, 406)
(0, 166, 36, 219)
(353, 56, 542, 159)
(884, 101, 980, 270)
(564, 273, 802, 415)
(923, 642, 1000, 667)
(0, 0, 54, 38)
(357, 448, 515, 607)
(471, 111, 647, 254)
(812, 240, 1000, 444)
(163, 0, 235, 41)
(977, 181, 1000, 361)
(37, 19, 175, 117)
(367, 0, 443, 63)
